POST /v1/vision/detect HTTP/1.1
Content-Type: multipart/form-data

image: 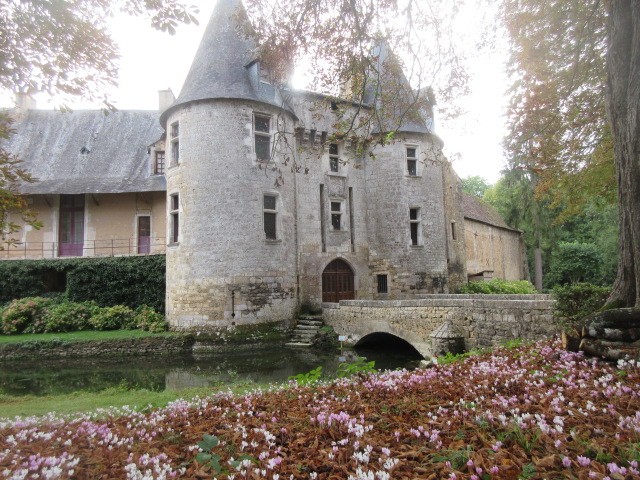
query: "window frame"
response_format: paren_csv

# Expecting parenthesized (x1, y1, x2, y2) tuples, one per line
(377, 274, 389, 294)
(329, 143, 339, 173)
(330, 200, 344, 231)
(169, 193, 180, 245)
(154, 150, 165, 175)
(409, 207, 422, 246)
(254, 112, 272, 162)
(406, 145, 419, 177)
(170, 122, 179, 167)
(263, 193, 279, 241)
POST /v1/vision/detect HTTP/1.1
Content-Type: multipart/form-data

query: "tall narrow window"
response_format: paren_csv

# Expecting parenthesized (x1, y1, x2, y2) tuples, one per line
(137, 216, 151, 254)
(377, 274, 388, 294)
(263, 194, 278, 240)
(409, 207, 421, 246)
(451, 221, 457, 241)
(170, 122, 179, 166)
(331, 201, 343, 230)
(254, 113, 271, 161)
(329, 143, 339, 173)
(169, 193, 179, 244)
(406, 146, 417, 176)
(154, 151, 165, 174)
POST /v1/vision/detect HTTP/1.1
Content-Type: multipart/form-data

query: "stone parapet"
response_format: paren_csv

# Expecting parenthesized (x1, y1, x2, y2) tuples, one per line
(323, 294, 557, 357)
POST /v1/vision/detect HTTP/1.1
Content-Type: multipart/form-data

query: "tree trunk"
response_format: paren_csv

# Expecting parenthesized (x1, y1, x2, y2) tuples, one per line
(605, 1, 640, 308)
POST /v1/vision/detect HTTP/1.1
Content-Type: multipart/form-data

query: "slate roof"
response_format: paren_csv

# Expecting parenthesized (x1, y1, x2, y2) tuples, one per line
(368, 42, 433, 135)
(4, 109, 165, 195)
(160, 0, 293, 125)
(462, 193, 520, 232)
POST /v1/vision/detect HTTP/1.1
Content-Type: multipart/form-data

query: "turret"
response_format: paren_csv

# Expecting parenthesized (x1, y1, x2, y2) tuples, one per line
(164, 0, 298, 330)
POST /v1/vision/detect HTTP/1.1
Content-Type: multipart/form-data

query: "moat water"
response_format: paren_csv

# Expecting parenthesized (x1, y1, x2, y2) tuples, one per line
(0, 344, 422, 397)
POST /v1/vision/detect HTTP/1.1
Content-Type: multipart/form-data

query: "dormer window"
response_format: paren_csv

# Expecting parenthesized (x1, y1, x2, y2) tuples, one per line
(254, 113, 271, 161)
(259, 62, 271, 84)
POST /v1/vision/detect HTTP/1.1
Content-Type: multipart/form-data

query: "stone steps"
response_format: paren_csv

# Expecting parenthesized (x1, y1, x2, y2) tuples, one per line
(285, 315, 324, 347)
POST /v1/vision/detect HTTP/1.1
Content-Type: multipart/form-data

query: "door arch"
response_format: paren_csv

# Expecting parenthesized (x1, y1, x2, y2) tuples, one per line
(322, 259, 355, 303)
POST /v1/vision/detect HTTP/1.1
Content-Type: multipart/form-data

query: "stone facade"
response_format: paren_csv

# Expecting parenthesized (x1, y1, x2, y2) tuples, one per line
(323, 294, 557, 357)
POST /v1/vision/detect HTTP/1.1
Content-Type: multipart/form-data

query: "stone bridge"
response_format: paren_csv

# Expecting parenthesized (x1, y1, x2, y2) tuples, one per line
(322, 294, 557, 358)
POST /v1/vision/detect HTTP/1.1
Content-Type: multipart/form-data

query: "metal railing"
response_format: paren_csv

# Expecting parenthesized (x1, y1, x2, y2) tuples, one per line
(0, 237, 167, 260)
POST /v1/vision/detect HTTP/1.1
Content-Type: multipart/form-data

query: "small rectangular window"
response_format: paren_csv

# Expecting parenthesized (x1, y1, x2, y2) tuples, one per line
(169, 193, 179, 244)
(329, 143, 339, 173)
(377, 274, 388, 294)
(409, 207, 421, 246)
(154, 151, 165, 175)
(406, 146, 417, 176)
(263, 194, 278, 240)
(331, 201, 342, 230)
(254, 113, 271, 161)
(170, 122, 179, 166)
(451, 221, 457, 241)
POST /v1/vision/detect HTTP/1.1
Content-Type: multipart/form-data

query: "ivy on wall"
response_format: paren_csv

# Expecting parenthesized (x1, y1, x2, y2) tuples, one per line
(0, 255, 165, 312)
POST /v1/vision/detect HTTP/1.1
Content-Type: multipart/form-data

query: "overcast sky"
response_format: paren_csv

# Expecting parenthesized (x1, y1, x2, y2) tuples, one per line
(2, 0, 509, 184)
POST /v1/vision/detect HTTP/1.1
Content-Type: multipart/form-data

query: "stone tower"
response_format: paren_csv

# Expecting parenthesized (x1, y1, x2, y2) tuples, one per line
(160, 0, 298, 329)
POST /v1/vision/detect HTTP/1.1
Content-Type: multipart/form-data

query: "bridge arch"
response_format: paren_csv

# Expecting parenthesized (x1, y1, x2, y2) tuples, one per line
(355, 332, 423, 359)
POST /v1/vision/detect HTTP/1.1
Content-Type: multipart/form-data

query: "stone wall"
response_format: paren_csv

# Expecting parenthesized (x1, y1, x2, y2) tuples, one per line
(464, 219, 528, 281)
(0, 335, 194, 361)
(323, 294, 557, 357)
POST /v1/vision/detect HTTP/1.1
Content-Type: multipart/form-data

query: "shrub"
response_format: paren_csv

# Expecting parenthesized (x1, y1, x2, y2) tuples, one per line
(553, 283, 611, 335)
(90, 305, 136, 331)
(66, 256, 165, 312)
(0, 297, 53, 334)
(38, 300, 99, 333)
(546, 242, 604, 287)
(457, 279, 537, 295)
(135, 305, 168, 333)
(0, 256, 165, 312)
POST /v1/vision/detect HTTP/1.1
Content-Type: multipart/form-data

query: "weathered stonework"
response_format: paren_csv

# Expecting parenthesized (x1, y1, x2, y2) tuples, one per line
(323, 294, 557, 357)
(0, 335, 194, 361)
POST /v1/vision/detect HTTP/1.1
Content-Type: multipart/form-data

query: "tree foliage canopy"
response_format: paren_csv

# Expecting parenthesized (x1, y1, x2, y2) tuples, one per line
(0, 0, 197, 246)
(243, 0, 475, 141)
(0, 0, 199, 102)
(500, 0, 615, 219)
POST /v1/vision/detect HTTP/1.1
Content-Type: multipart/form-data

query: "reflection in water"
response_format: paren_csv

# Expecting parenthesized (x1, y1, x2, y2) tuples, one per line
(0, 344, 422, 397)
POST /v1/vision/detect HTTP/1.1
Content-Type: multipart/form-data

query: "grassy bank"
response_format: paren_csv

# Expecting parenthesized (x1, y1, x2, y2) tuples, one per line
(0, 381, 264, 419)
(0, 329, 183, 344)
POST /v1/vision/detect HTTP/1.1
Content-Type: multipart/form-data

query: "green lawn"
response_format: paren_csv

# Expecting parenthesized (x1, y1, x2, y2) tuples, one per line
(0, 381, 264, 419)
(0, 330, 183, 344)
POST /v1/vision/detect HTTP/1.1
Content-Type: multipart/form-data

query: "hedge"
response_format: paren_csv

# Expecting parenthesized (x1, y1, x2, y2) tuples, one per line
(0, 255, 165, 312)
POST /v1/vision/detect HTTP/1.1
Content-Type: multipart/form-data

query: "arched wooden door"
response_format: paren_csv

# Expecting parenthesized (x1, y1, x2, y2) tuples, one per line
(322, 259, 355, 303)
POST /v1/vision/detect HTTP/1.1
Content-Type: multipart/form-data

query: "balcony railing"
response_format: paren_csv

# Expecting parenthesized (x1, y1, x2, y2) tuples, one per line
(0, 237, 167, 260)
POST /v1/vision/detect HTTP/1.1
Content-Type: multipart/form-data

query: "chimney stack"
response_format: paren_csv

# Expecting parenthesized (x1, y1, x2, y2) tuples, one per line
(158, 89, 175, 112)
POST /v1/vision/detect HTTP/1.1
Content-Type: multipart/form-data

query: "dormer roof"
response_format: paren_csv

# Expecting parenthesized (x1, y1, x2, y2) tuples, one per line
(160, 0, 293, 125)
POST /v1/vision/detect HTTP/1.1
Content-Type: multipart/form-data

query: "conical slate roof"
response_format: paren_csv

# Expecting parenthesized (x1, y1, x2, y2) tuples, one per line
(367, 42, 432, 135)
(160, 0, 292, 124)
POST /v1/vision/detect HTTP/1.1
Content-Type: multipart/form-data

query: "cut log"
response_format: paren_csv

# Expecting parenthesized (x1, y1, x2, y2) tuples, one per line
(579, 337, 640, 361)
(585, 327, 640, 342)
(582, 308, 640, 336)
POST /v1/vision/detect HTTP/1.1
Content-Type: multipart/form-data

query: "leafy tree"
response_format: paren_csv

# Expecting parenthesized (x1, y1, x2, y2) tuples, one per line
(500, 0, 640, 307)
(461, 176, 491, 198)
(546, 242, 603, 287)
(0, 0, 198, 247)
(0, 111, 41, 247)
(501, 0, 615, 221)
